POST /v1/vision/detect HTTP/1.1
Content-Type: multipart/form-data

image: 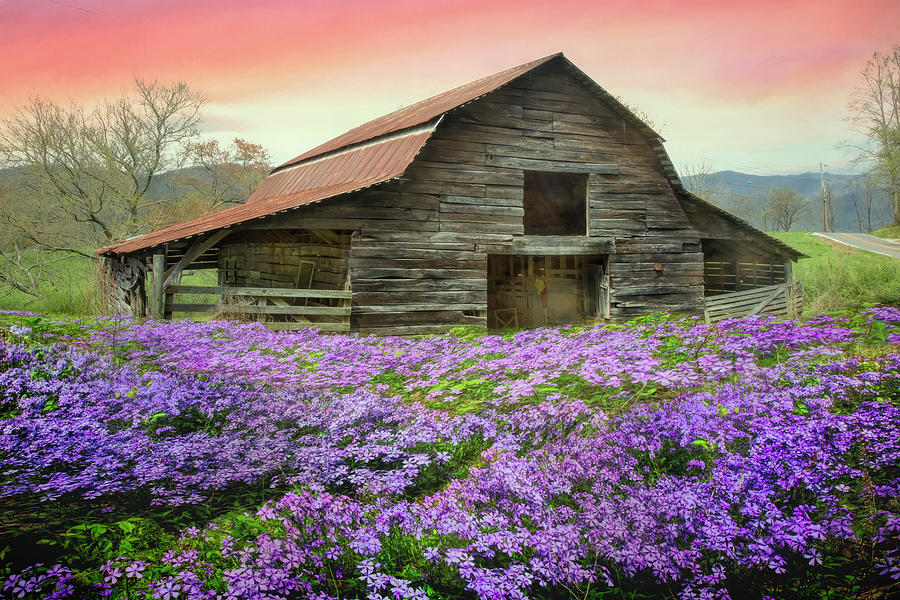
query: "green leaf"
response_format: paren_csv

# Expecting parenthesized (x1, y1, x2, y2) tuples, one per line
(117, 520, 136, 533)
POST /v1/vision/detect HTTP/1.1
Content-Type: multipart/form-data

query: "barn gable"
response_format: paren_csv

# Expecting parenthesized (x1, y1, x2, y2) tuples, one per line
(99, 53, 803, 334)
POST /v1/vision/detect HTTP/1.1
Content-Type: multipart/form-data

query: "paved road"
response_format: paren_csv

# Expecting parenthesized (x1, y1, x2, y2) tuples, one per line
(813, 232, 900, 260)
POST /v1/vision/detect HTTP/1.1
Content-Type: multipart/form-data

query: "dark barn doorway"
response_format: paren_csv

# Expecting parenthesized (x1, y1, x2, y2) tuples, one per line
(487, 254, 608, 328)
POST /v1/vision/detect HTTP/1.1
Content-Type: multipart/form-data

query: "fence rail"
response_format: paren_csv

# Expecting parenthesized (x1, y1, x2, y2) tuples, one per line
(164, 285, 352, 332)
(703, 282, 802, 323)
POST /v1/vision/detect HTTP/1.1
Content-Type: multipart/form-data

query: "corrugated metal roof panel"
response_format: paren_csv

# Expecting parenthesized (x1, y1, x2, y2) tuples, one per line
(100, 127, 435, 254)
(275, 53, 560, 170)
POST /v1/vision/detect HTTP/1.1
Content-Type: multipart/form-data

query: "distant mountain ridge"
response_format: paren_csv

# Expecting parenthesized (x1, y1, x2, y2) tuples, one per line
(712, 170, 838, 195)
(681, 170, 893, 233)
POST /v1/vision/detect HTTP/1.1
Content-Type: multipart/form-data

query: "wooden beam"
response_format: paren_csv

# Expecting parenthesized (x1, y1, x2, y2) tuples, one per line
(509, 236, 615, 255)
(168, 285, 352, 299)
(309, 229, 342, 245)
(265, 321, 350, 332)
(784, 260, 796, 319)
(166, 303, 351, 316)
(485, 155, 619, 174)
(162, 230, 230, 289)
(150, 253, 166, 318)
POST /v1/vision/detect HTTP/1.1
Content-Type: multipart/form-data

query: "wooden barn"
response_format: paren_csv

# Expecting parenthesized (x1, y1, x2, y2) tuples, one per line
(98, 53, 803, 335)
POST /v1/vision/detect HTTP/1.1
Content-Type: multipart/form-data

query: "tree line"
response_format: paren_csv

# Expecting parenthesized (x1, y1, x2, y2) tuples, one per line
(683, 166, 894, 233)
(0, 80, 270, 301)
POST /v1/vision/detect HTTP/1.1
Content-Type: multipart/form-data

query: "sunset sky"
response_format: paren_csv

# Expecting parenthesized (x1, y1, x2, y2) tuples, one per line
(1, 0, 897, 175)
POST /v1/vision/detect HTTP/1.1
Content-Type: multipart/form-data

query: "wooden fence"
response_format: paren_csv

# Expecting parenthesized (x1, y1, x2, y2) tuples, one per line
(704, 260, 786, 294)
(164, 285, 352, 332)
(703, 281, 802, 323)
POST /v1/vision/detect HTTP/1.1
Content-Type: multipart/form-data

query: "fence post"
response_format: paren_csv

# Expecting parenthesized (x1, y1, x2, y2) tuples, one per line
(784, 260, 795, 319)
(151, 253, 166, 318)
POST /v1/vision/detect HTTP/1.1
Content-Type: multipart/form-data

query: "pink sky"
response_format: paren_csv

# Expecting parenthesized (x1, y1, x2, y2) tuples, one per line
(1, 0, 897, 174)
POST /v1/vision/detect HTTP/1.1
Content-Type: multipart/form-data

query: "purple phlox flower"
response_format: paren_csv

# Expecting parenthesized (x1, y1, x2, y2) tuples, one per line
(124, 562, 146, 579)
(152, 579, 181, 600)
(423, 546, 441, 563)
(100, 561, 122, 585)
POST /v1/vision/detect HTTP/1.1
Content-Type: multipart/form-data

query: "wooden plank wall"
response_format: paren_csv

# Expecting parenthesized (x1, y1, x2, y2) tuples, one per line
(219, 231, 351, 291)
(383, 60, 703, 323)
(227, 60, 706, 334)
(236, 199, 487, 336)
(350, 230, 488, 336)
(215, 231, 352, 327)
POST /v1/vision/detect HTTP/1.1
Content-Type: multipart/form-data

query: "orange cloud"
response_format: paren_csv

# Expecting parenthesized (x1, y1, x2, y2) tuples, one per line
(0, 0, 896, 170)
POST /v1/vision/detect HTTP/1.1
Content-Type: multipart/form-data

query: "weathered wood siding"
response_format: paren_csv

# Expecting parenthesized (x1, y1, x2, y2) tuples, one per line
(368, 61, 703, 325)
(229, 61, 705, 333)
(219, 231, 351, 291)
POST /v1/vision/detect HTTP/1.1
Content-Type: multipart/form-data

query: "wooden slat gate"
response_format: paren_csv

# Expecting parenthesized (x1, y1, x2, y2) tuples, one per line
(703, 281, 802, 323)
(164, 285, 352, 332)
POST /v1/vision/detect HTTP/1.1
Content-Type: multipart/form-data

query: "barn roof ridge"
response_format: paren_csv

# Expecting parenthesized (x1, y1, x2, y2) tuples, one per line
(274, 52, 563, 171)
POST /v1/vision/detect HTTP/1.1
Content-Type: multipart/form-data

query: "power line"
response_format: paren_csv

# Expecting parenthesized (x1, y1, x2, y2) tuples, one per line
(44, 0, 95, 14)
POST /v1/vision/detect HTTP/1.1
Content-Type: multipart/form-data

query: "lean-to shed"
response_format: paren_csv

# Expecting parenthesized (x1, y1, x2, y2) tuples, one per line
(98, 53, 803, 335)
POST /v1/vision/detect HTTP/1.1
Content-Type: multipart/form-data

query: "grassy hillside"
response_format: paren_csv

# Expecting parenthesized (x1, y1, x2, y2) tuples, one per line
(770, 231, 900, 313)
(872, 225, 900, 239)
(0, 255, 100, 315)
(0, 255, 219, 315)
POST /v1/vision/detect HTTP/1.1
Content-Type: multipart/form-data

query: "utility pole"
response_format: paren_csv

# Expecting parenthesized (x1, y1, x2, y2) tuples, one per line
(820, 163, 829, 232)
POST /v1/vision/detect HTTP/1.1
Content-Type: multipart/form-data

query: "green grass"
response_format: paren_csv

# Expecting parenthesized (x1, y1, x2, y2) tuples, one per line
(0, 253, 219, 317)
(769, 232, 900, 314)
(0, 254, 100, 315)
(871, 225, 900, 239)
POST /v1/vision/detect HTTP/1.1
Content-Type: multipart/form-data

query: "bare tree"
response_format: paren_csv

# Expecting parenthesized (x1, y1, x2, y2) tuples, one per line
(162, 138, 270, 226)
(0, 176, 69, 300)
(680, 159, 724, 203)
(763, 187, 809, 231)
(0, 79, 205, 251)
(846, 173, 875, 232)
(847, 44, 900, 226)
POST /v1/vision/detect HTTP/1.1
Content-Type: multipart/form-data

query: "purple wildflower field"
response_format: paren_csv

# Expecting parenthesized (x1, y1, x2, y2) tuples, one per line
(0, 308, 898, 599)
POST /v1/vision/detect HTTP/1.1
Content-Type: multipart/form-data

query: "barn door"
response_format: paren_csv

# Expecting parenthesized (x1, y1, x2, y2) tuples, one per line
(583, 261, 610, 319)
(599, 270, 610, 319)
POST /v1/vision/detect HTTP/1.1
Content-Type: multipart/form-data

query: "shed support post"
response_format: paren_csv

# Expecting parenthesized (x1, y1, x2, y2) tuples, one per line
(784, 260, 796, 319)
(151, 253, 166, 318)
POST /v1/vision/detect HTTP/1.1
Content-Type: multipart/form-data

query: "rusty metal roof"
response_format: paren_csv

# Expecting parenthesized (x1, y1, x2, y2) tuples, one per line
(99, 127, 435, 254)
(100, 54, 567, 256)
(276, 53, 561, 170)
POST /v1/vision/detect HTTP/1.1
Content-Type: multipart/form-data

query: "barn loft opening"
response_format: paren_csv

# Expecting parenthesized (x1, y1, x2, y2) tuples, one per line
(522, 171, 588, 236)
